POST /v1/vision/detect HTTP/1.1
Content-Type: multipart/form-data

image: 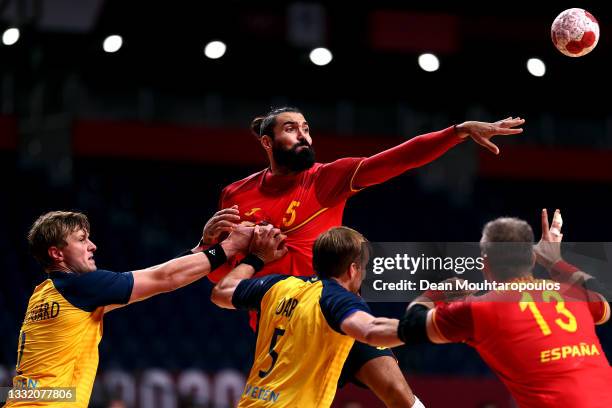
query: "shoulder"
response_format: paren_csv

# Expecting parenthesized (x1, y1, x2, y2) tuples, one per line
(49, 269, 113, 288)
(318, 278, 370, 333)
(255, 273, 295, 289)
(318, 158, 364, 173)
(319, 278, 369, 311)
(222, 169, 266, 198)
(49, 269, 133, 312)
(236, 274, 296, 298)
(232, 274, 296, 311)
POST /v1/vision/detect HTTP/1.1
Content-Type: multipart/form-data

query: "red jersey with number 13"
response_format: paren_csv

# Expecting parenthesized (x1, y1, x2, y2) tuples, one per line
(432, 275, 612, 408)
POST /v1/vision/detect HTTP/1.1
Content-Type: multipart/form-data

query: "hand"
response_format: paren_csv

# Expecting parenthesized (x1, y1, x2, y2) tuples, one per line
(534, 208, 563, 269)
(455, 117, 524, 155)
(249, 224, 288, 264)
(220, 224, 255, 259)
(202, 205, 241, 245)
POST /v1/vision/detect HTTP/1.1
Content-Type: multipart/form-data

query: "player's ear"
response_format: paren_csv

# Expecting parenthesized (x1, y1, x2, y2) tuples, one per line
(260, 135, 273, 151)
(48, 246, 63, 263)
(348, 262, 358, 280)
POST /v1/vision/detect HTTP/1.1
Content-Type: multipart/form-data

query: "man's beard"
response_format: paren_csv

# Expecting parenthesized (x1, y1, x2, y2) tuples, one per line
(272, 141, 316, 172)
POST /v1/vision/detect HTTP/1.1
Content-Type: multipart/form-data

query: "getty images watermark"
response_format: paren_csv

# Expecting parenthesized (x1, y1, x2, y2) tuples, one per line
(361, 242, 612, 302)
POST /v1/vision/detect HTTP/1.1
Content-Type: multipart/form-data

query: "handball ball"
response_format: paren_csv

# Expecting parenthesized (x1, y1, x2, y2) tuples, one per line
(551, 8, 600, 57)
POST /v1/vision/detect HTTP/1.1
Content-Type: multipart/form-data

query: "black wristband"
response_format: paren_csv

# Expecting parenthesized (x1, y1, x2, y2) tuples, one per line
(176, 238, 206, 259)
(397, 304, 430, 345)
(203, 243, 227, 271)
(239, 254, 265, 272)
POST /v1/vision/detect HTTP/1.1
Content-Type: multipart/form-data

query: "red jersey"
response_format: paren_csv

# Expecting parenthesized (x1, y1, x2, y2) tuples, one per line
(432, 272, 612, 408)
(208, 157, 363, 282)
(208, 125, 461, 283)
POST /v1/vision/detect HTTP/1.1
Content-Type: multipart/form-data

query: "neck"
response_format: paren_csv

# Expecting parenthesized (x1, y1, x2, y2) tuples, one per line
(331, 276, 354, 292)
(268, 160, 298, 176)
(47, 263, 75, 274)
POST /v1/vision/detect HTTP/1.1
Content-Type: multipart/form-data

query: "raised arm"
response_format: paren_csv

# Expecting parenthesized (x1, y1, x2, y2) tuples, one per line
(351, 117, 524, 190)
(211, 224, 288, 309)
(534, 208, 610, 322)
(535, 208, 600, 286)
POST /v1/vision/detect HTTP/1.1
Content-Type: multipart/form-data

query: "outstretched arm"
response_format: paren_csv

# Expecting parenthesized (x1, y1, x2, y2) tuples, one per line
(129, 226, 252, 303)
(341, 311, 404, 348)
(103, 226, 253, 314)
(351, 117, 524, 190)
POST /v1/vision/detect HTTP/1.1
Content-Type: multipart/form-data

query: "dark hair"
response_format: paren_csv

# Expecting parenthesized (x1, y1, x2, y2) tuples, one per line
(480, 217, 534, 280)
(250, 106, 302, 139)
(28, 211, 90, 269)
(313, 226, 368, 279)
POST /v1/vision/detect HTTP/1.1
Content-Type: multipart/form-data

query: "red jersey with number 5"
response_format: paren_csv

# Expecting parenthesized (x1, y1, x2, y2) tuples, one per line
(207, 158, 364, 283)
(207, 125, 462, 282)
(431, 277, 612, 408)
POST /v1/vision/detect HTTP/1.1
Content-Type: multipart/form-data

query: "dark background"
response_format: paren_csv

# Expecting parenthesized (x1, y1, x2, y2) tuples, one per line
(1, 1, 611, 407)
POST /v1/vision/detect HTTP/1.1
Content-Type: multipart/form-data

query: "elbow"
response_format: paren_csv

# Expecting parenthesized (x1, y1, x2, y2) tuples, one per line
(363, 325, 382, 347)
(363, 329, 388, 348)
(363, 329, 376, 346)
(210, 285, 230, 308)
(210, 286, 222, 307)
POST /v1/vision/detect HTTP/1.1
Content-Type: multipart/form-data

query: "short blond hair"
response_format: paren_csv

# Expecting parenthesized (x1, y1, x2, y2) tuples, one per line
(313, 226, 368, 279)
(28, 211, 90, 268)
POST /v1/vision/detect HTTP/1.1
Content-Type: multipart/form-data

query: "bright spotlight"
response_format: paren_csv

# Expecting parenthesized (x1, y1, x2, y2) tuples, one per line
(309, 47, 333, 66)
(2, 28, 20, 46)
(418, 53, 440, 72)
(103, 35, 123, 53)
(527, 58, 546, 77)
(204, 41, 227, 59)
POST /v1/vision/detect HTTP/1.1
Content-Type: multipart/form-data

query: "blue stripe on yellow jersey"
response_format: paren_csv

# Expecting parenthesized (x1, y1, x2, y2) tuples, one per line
(6, 270, 133, 408)
(232, 275, 371, 407)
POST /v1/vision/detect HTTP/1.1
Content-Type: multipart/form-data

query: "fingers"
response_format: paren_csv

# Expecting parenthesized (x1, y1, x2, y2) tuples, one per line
(495, 127, 523, 135)
(235, 224, 255, 236)
(213, 213, 241, 223)
(550, 209, 563, 240)
(210, 207, 241, 229)
(216, 205, 239, 216)
(276, 246, 289, 258)
(273, 230, 289, 259)
(215, 220, 239, 231)
(551, 209, 563, 230)
(251, 224, 288, 263)
(254, 224, 275, 243)
(496, 117, 524, 128)
(541, 208, 550, 236)
(272, 232, 287, 249)
(474, 137, 500, 155)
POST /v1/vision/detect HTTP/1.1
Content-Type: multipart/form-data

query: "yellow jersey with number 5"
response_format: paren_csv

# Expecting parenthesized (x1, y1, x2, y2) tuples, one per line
(6, 270, 133, 408)
(232, 275, 371, 408)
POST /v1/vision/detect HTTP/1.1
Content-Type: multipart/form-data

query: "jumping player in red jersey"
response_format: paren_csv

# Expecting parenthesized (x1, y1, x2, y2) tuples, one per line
(394, 209, 611, 408)
(196, 107, 525, 406)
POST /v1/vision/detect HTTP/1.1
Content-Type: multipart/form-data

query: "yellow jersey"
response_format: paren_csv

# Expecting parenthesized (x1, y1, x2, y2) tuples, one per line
(232, 275, 371, 408)
(5, 270, 133, 408)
